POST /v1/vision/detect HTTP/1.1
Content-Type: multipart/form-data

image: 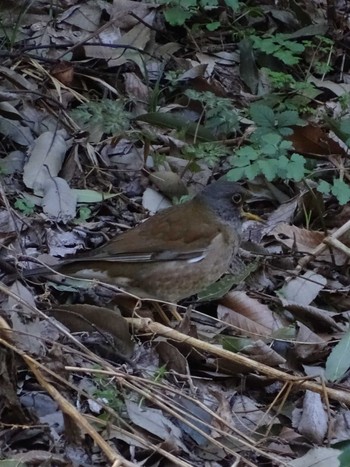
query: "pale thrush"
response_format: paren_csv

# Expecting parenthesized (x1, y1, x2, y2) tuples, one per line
(26, 180, 251, 302)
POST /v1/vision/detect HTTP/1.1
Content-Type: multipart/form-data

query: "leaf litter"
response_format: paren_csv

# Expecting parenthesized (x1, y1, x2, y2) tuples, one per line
(1, 0, 350, 466)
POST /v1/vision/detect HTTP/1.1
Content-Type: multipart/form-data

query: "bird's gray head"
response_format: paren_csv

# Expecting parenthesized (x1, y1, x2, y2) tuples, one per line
(196, 180, 248, 225)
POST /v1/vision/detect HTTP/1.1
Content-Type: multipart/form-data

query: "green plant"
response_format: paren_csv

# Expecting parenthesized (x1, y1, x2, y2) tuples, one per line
(318, 179, 350, 205)
(94, 376, 124, 413)
(249, 104, 304, 138)
(185, 90, 239, 136)
(338, 93, 350, 111)
(228, 104, 307, 182)
(182, 142, 229, 168)
(158, 0, 239, 27)
(0, 0, 35, 48)
(251, 34, 305, 65)
(71, 99, 131, 135)
(75, 206, 92, 223)
(14, 197, 35, 215)
(303, 35, 334, 75)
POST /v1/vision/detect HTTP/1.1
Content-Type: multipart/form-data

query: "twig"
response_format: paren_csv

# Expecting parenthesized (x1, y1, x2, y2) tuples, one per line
(129, 318, 350, 406)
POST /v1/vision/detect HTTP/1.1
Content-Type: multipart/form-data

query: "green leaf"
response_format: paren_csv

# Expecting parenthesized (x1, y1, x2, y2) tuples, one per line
(14, 197, 35, 215)
(249, 104, 275, 127)
(222, 336, 252, 352)
(164, 7, 193, 25)
(206, 21, 220, 31)
(260, 132, 282, 146)
(257, 159, 278, 181)
(72, 189, 120, 203)
(340, 118, 350, 136)
(235, 146, 259, 162)
(326, 330, 350, 382)
(285, 153, 306, 181)
(277, 110, 303, 127)
(0, 461, 27, 467)
(245, 162, 261, 180)
(76, 206, 91, 222)
(224, 0, 239, 10)
(197, 260, 259, 301)
(339, 446, 350, 467)
(317, 180, 331, 194)
(226, 167, 245, 181)
(274, 50, 300, 65)
(331, 179, 350, 205)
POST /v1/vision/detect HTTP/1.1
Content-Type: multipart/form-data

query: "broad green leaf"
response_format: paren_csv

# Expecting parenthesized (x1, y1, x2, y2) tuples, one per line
(274, 50, 300, 65)
(325, 330, 350, 382)
(257, 159, 278, 181)
(339, 446, 350, 467)
(279, 127, 294, 136)
(72, 189, 120, 203)
(224, 0, 239, 10)
(249, 104, 275, 127)
(317, 180, 331, 194)
(331, 179, 350, 205)
(245, 162, 261, 180)
(261, 132, 282, 146)
(198, 260, 259, 301)
(340, 118, 350, 136)
(0, 461, 26, 467)
(222, 336, 252, 352)
(164, 7, 193, 26)
(206, 21, 220, 31)
(285, 153, 306, 181)
(277, 110, 304, 127)
(235, 146, 259, 161)
(226, 167, 245, 181)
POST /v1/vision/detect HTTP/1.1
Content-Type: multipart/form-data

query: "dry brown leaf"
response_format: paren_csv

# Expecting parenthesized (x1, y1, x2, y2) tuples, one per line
(289, 124, 347, 156)
(282, 301, 343, 331)
(293, 391, 328, 443)
(110, 0, 157, 29)
(272, 223, 348, 265)
(241, 339, 286, 366)
(220, 291, 283, 334)
(294, 322, 328, 361)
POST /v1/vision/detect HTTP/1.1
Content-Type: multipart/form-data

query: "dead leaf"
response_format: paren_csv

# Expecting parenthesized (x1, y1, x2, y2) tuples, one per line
(278, 271, 327, 306)
(42, 177, 77, 223)
(23, 130, 68, 195)
(289, 124, 347, 156)
(272, 223, 348, 265)
(5, 281, 43, 356)
(293, 391, 328, 443)
(220, 291, 283, 335)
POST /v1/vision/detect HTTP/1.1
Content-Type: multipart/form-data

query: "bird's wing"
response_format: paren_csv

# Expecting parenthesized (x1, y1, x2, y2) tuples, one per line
(73, 200, 224, 263)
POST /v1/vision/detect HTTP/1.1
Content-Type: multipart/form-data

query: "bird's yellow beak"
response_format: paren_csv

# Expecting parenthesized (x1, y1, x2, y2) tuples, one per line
(241, 210, 264, 222)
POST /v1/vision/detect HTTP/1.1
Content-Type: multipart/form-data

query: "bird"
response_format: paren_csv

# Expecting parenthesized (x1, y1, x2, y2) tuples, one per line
(25, 180, 253, 302)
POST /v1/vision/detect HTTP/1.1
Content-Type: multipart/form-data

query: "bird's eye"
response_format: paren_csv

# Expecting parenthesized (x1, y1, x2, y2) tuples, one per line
(232, 193, 242, 204)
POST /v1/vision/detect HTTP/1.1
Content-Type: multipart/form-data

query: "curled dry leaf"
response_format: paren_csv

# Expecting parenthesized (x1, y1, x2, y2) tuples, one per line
(294, 322, 328, 362)
(156, 341, 189, 374)
(293, 391, 328, 444)
(149, 171, 188, 199)
(42, 177, 77, 223)
(272, 223, 348, 265)
(219, 291, 283, 336)
(48, 304, 134, 358)
(242, 339, 286, 366)
(23, 130, 68, 195)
